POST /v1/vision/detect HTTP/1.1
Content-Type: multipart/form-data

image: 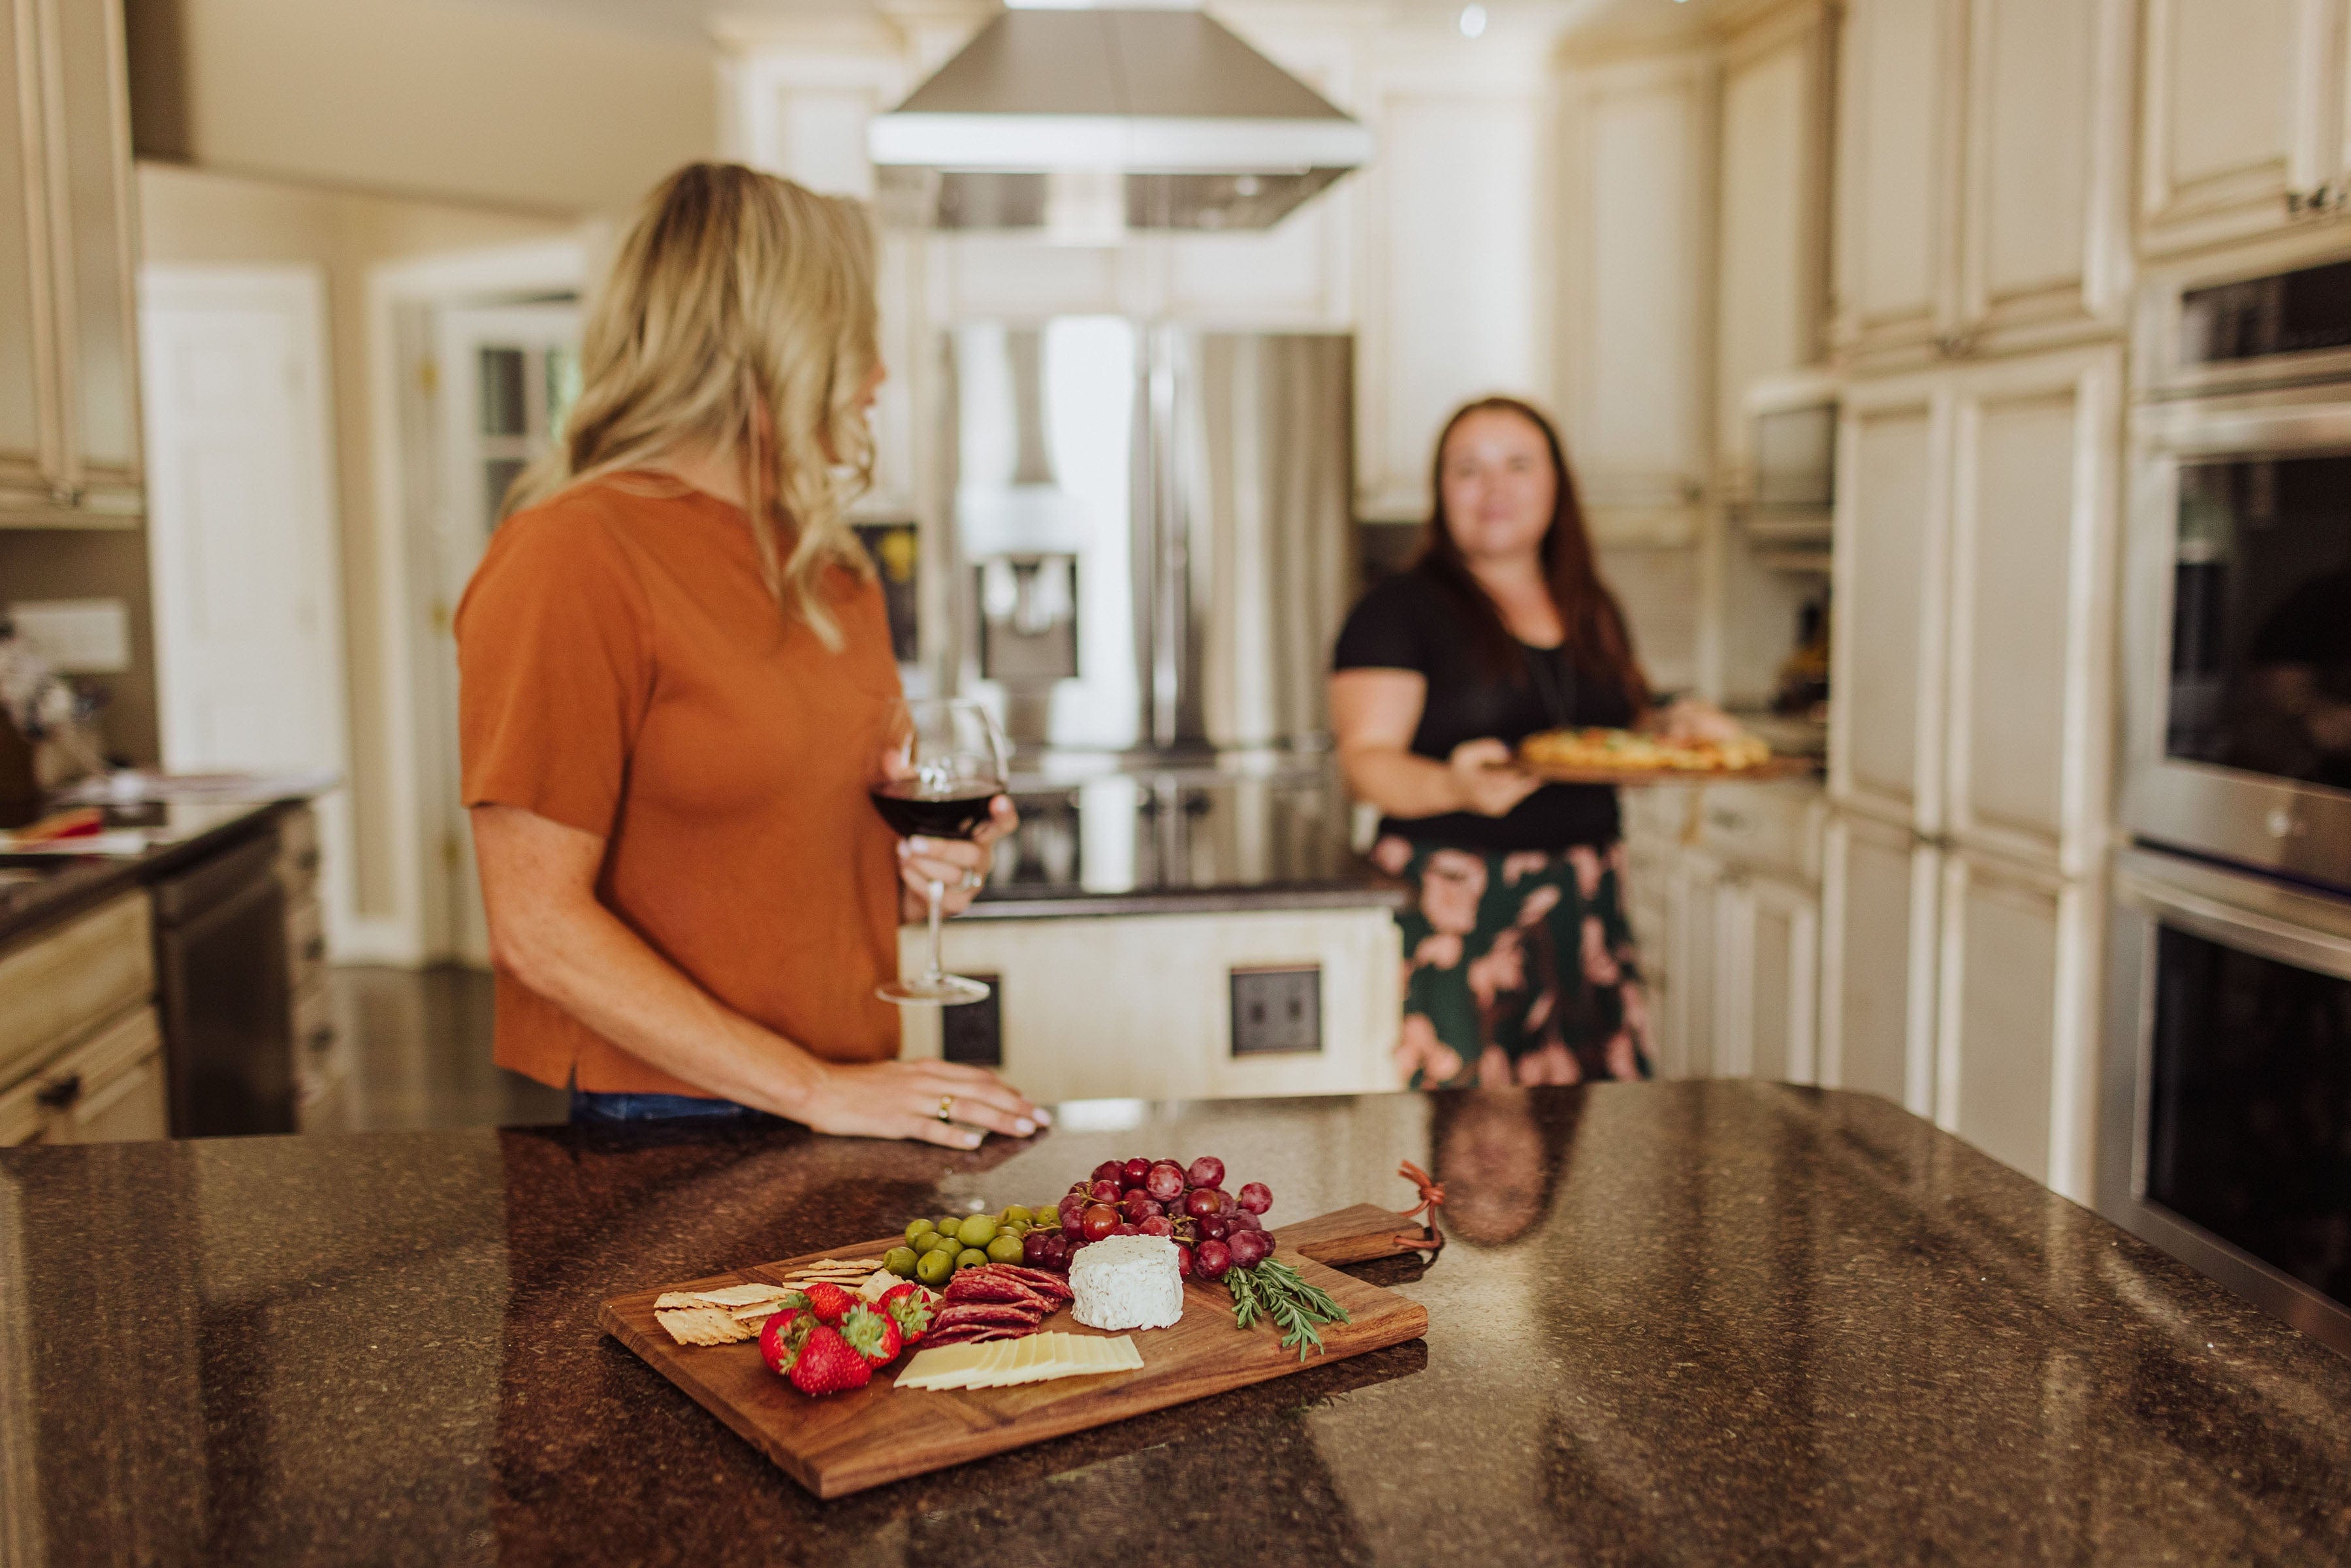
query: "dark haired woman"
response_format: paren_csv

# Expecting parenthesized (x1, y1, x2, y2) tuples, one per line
(1331, 397, 1735, 1089)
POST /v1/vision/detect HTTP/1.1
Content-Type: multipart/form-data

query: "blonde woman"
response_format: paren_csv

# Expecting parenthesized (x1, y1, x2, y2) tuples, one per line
(456, 163, 1044, 1147)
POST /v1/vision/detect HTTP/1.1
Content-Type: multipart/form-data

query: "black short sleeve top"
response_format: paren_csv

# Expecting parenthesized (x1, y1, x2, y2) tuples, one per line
(1333, 568, 1634, 850)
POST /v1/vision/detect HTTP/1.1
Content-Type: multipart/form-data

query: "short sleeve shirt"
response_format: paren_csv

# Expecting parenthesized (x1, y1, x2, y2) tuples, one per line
(1333, 568, 1633, 850)
(456, 476, 905, 1094)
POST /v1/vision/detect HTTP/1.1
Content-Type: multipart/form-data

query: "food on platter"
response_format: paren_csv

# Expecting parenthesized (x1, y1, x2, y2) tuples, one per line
(656, 1306, 760, 1347)
(895, 1332, 1144, 1391)
(925, 1264, 1074, 1347)
(654, 1282, 805, 1344)
(1519, 726, 1773, 776)
(1223, 1257, 1351, 1361)
(1069, 1235, 1185, 1331)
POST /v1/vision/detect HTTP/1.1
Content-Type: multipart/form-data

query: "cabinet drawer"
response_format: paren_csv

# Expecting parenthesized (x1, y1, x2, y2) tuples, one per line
(1695, 782, 1825, 881)
(286, 896, 327, 994)
(291, 980, 338, 1072)
(276, 804, 321, 896)
(0, 893, 153, 1083)
(0, 1072, 43, 1145)
(39, 1004, 167, 1145)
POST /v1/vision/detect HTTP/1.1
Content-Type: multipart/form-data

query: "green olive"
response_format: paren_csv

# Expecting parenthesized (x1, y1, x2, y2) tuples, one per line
(915, 1248, 954, 1287)
(985, 1234, 1025, 1264)
(955, 1214, 998, 1247)
(903, 1219, 935, 1244)
(882, 1246, 920, 1278)
(955, 1247, 989, 1271)
(1000, 1205, 1032, 1226)
(920, 1231, 959, 1254)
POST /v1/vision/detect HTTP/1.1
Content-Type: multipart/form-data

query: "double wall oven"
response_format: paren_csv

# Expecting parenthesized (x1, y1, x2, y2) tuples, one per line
(2107, 234, 2351, 1354)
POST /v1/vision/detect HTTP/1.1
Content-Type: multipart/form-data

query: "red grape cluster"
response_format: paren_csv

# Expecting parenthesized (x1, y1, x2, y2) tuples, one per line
(1024, 1155, 1274, 1281)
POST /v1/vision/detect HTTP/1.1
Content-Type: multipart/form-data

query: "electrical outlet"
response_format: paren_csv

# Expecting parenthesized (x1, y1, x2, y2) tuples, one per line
(1230, 966, 1321, 1057)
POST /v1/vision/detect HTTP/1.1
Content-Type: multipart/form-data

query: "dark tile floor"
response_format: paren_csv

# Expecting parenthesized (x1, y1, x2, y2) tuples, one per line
(321, 965, 566, 1132)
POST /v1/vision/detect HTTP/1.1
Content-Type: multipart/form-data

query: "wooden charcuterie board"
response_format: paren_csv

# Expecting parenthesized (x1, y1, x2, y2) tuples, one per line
(600, 1204, 1433, 1499)
(1516, 753, 1818, 786)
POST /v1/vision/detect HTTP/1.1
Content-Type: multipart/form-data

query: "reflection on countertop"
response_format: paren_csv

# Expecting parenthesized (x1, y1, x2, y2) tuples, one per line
(971, 754, 1407, 918)
(3, 1081, 2346, 1564)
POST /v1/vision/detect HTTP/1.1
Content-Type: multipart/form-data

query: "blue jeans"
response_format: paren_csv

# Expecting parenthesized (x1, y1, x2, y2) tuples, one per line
(568, 1087, 763, 1125)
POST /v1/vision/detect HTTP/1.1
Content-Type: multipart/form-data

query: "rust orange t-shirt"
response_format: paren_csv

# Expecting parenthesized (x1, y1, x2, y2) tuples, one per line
(455, 475, 904, 1095)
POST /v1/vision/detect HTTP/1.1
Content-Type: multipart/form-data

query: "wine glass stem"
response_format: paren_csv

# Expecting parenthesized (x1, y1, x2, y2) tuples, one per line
(924, 879, 946, 984)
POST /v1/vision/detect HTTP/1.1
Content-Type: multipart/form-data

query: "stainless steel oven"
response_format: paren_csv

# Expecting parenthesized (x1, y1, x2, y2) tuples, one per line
(2126, 238, 2351, 891)
(2101, 846, 2351, 1356)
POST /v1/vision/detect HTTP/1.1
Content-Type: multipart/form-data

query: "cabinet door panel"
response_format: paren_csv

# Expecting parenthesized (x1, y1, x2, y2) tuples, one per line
(1832, 0, 1956, 357)
(1831, 387, 1945, 830)
(1718, 24, 1829, 464)
(1945, 349, 2117, 873)
(1960, 0, 2130, 344)
(1660, 852, 1721, 1079)
(0, 0, 53, 491)
(1718, 872, 1821, 1085)
(1936, 855, 2100, 1199)
(43, 0, 138, 485)
(2139, 0, 2333, 256)
(1821, 816, 1937, 1114)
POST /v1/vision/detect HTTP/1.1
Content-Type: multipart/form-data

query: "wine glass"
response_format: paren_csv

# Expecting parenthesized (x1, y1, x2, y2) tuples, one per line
(869, 696, 1009, 1006)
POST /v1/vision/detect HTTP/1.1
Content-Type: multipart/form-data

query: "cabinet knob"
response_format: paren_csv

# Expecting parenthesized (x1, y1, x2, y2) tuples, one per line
(308, 1025, 336, 1052)
(35, 1073, 82, 1110)
(303, 936, 327, 962)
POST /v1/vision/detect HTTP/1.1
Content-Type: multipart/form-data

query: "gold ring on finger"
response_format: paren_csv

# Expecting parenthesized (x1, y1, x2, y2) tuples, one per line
(937, 1095, 955, 1123)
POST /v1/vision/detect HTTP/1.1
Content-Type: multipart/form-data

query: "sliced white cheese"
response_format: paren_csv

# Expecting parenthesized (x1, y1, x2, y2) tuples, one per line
(896, 1342, 989, 1388)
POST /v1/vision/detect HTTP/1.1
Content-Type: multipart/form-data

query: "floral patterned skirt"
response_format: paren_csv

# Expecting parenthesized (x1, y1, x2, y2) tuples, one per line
(1373, 835, 1654, 1090)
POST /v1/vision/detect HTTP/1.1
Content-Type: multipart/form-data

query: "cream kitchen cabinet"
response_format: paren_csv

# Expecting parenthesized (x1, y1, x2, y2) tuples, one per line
(1632, 782, 1825, 1086)
(0, 0, 141, 526)
(0, 891, 164, 1146)
(1556, 48, 1715, 541)
(1715, 0, 1836, 487)
(1829, 344, 2120, 877)
(1819, 810, 1940, 1116)
(1831, 0, 2134, 368)
(1932, 847, 2101, 1200)
(2137, 0, 2346, 258)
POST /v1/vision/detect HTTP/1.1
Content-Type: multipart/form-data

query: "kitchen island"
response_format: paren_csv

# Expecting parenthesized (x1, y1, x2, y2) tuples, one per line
(3, 1081, 2346, 1564)
(905, 762, 1411, 1103)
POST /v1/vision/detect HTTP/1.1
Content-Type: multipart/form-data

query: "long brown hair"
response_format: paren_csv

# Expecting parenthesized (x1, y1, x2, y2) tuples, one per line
(1416, 396, 1649, 717)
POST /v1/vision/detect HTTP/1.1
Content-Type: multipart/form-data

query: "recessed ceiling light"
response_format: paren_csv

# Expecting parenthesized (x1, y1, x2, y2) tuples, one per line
(1459, 4, 1487, 38)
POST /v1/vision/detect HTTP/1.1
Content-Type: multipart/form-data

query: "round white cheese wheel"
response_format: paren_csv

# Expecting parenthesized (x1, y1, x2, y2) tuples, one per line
(1068, 1234, 1185, 1332)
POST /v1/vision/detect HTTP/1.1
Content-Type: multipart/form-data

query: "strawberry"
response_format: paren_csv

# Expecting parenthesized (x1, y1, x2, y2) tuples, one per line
(758, 1306, 813, 1377)
(802, 1281, 856, 1325)
(788, 1325, 872, 1396)
(838, 1302, 901, 1369)
(878, 1282, 936, 1346)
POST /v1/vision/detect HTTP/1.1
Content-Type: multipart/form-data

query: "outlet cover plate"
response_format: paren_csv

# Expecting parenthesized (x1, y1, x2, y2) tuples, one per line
(1230, 965, 1321, 1057)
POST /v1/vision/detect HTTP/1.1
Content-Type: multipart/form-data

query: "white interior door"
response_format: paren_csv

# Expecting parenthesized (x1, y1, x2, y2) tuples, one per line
(424, 303, 580, 967)
(139, 264, 353, 945)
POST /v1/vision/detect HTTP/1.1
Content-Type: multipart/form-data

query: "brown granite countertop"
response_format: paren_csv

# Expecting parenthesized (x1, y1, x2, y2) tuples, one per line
(3, 1082, 2346, 1565)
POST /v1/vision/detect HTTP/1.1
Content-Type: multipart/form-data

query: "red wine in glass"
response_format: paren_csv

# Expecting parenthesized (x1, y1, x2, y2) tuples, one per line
(872, 697, 1009, 1007)
(868, 779, 1003, 842)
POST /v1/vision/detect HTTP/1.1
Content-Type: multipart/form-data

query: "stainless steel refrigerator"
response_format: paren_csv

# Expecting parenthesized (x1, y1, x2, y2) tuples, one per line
(938, 320, 1356, 758)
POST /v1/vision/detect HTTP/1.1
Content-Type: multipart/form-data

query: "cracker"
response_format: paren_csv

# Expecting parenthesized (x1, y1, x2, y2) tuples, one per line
(653, 1292, 707, 1311)
(731, 1300, 788, 1323)
(692, 1283, 795, 1309)
(656, 1307, 755, 1347)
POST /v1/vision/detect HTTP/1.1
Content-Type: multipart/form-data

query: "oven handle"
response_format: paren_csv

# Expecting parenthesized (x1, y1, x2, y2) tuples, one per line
(2115, 867, 2351, 982)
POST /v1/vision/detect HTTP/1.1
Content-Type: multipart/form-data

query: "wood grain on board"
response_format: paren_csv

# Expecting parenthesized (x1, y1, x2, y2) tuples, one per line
(1516, 753, 1819, 787)
(599, 1203, 1434, 1499)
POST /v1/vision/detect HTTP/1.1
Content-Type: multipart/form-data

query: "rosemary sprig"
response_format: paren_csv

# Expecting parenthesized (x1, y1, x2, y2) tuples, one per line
(1224, 1258, 1352, 1360)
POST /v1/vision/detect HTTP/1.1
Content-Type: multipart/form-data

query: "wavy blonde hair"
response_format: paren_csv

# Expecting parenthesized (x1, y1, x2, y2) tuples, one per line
(503, 163, 879, 646)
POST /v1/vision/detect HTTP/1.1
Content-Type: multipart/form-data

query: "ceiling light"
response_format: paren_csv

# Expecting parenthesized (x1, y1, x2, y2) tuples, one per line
(1459, 5, 1487, 38)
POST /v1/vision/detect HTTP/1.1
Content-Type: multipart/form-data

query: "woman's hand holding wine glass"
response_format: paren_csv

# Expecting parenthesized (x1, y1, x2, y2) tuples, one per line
(870, 697, 1016, 1006)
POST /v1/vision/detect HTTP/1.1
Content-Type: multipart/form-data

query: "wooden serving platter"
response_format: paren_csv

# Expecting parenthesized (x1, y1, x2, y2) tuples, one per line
(1517, 753, 1818, 787)
(600, 1204, 1433, 1499)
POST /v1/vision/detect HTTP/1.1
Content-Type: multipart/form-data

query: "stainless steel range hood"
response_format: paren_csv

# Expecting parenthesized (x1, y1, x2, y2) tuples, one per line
(868, 3, 1371, 236)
